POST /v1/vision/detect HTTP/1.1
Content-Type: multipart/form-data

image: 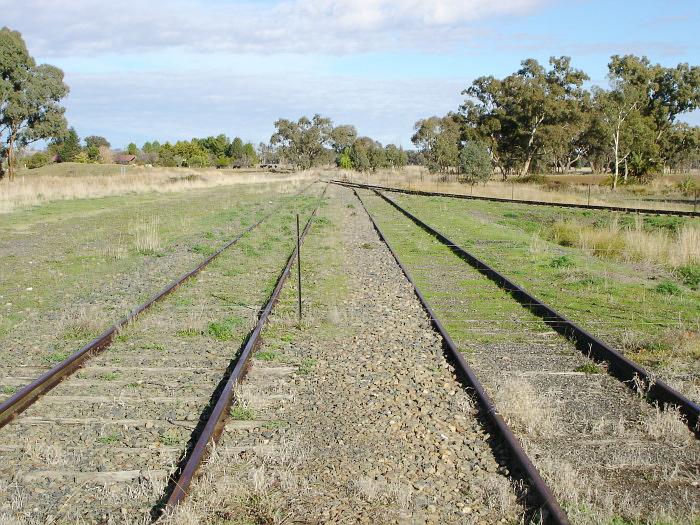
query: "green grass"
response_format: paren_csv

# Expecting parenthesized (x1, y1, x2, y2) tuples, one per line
(176, 328, 200, 337)
(654, 281, 682, 295)
(45, 351, 69, 363)
(159, 430, 184, 446)
(99, 371, 119, 381)
(575, 362, 603, 374)
(191, 244, 215, 255)
(296, 358, 316, 375)
(230, 405, 255, 420)
(1, 385, 17, 395)
(140, 342, 166, 351)
(97, 433, 120, 445)
(208, 316, 244, 341)
(549, 255, 575, 268)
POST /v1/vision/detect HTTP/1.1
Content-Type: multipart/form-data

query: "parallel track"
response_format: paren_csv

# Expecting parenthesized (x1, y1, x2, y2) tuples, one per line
(0, 181, 317, 428)
(350, 187, 570, 525)
(333, 180, 700, 217)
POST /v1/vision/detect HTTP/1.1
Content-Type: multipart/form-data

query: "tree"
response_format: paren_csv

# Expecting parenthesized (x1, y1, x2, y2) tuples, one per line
(385, 144, 407, 170)
(98, 145, 113, 164)
(229, 137, 245, 160)
(337, 148, 352, 169)
(411, 114, 462, 173)
(50, 127, 81, 162)
(84, 135, 110, 149)
(458, 141, 492, 184)
(126, 143, 139, 156)
(330, 124, 357, 153)
(461, 56, 588, 178)
(270, 114, 334, 169)
(0, 27, 69, 179)
(349, 138, 372, 172)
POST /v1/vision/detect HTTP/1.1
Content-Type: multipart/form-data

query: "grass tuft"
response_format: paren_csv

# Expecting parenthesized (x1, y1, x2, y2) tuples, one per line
(208, 316, 244, 341)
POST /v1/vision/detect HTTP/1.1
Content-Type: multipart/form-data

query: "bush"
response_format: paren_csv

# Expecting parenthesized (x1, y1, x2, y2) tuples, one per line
(655, 281, 681, 295)
(458, 141, 492, 184)
(25, 152, 49, 169)
(549, 255, 575, 268)
(677, 264, 700, 289)
(215, 156, 231, 169)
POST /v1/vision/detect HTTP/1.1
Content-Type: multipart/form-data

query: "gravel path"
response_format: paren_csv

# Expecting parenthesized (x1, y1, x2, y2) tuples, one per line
(361, 190, 700, 524)
(172, 184, 522, 524)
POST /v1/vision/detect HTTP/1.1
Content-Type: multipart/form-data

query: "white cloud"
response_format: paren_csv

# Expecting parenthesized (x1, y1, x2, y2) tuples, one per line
(62, 69, 465, 147)
(2, 0, 546, 56)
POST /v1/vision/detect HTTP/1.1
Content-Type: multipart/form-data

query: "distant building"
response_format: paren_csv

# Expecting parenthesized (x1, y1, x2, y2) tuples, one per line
(115, 154, 136, 165)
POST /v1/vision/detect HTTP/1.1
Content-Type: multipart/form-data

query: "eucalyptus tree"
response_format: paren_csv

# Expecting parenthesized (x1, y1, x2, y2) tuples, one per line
(0, 27, 68, 179)
(461, 56, 588, 178)
(270, 114, 334, 169)
(411, 114, 462, 173)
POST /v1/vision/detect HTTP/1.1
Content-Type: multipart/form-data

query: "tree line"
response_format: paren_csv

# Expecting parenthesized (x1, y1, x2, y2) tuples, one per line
(413, 55, 700, 188)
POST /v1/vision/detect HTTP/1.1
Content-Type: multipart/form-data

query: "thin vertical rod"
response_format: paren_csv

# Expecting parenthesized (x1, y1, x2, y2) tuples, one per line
(296, 213, 302, 321)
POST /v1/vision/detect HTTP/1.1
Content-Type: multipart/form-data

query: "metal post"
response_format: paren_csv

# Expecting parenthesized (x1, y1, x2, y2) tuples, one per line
(296, 214, 302, 322)
(588, 184, 591, 206)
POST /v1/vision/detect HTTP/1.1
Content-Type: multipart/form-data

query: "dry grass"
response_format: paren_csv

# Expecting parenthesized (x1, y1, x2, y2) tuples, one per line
(643, 403, 694, 440)
(0, 166, 315, 213)
(344, 167, 699, 212)
(549, 218, 700, 269)
(132, 215, 162, 255)
(492, 378, 559, 436)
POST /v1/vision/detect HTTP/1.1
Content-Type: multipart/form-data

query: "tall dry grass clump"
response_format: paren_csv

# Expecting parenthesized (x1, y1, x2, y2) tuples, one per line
(549, 218, 700, 270)
(132, 215, 162, 255)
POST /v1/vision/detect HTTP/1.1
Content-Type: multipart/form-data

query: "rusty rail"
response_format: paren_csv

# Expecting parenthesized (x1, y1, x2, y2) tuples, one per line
(163, 186, 327, 510)
(352, 183, 700, 436)
(332, 180, 700, 217)
(349, 186, 570, 524)
(0, 182, 317, 428)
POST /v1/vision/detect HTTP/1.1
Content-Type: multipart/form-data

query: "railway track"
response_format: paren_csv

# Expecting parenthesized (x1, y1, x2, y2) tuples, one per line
(0, 187, 325, 522)
(347, 185, 700, 524)
(333, 180, 700, 217)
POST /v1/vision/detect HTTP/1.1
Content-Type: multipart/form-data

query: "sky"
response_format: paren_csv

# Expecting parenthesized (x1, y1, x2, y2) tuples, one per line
(3, 0, 699, 149)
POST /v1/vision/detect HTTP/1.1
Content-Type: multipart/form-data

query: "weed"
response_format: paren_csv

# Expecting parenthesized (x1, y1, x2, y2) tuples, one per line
(176, 328, 200, 337)
(97, 433, 120, 445)
(230, 405, 255, 420)
(262, 420, 288, 430)
(575, 362, 602, 374)
(1, 385, 17, 395)
(296, 358, 316, 375)
(503, 211, 519, 219)
(255, 350, 280, 362)
(100, 372, 119, 381)
(360, 242, 374, 249)
(654, 281, 681, 296)
(191, 244, 215, 255)
(115, 333, 130, 343)
(346, 203, 355, 209)
(281, 333, 294, 343)
(141, 342, 166, 351)
(204, 231, 215, 239)
(45, 351, 68, 363)
(159, 430, 183, 446)
(208, 316, 244, 341)
(676, 264, 700, 289)
(550, 255, 575, 268)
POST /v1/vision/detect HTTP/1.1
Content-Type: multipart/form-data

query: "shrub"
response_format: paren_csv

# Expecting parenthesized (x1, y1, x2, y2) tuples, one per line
(677, 264, 700, 289)
(549, 255, 575, 268)
(25, 152, 49, 169)
(655, 281, 681, 295)
(458, 141, 492, 184)
(215, 156, 231, 169)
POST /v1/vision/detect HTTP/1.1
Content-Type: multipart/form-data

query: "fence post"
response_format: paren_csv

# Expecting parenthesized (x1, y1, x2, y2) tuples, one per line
(296, 214, 302, 322)
(588, 184, 591, 206)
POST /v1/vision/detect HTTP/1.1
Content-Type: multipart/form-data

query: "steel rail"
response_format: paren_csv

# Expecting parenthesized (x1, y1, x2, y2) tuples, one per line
(163, 186, 327, 510)
(349, 186, 571, 525)
(331, 180, 700, 217)
(0, 182, 318, 428)
(361, 185, 700, 436)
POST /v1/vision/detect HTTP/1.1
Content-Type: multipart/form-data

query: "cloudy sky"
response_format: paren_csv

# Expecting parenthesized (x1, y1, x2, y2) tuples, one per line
(3, 0, 699, 148)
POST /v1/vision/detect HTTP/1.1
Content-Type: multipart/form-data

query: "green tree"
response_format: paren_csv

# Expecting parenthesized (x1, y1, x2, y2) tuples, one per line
(126, 142, 139, 156)
(84, 135, 110, 149)
(330, 124, 357, 154)
(461, 56, 588, 178)
(51, 127, 81, 162)
(458, 141, 492, 184)
(349, 138, 371, 172)
(228, 137, 245, 159)
(384, 144, 407, 169)
(337, 148, 353, 169)
(0, 27, 69, 179)
(270, 114, 334, 169)
(411, 114, 462, 173)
